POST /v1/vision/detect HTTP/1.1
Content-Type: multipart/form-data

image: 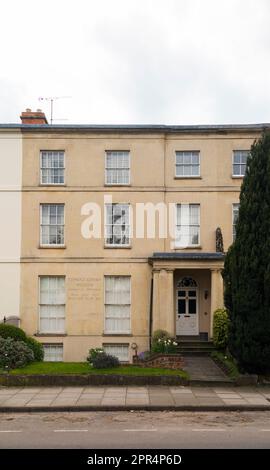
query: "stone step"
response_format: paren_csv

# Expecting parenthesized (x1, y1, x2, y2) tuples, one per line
(179, 350, 213, 356)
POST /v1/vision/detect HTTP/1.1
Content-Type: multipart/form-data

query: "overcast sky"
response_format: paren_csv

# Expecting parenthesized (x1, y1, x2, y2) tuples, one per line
(0, 0, 270, 125)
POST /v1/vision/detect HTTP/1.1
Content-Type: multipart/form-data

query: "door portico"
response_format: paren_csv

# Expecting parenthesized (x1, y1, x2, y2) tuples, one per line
(149, 252, 224, 340)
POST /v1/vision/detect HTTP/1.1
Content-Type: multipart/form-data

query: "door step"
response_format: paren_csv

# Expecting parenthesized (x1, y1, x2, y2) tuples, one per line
(176, 340, 215, 356)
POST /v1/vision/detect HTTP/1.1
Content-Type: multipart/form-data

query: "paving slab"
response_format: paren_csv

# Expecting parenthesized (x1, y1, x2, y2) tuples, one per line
(0, 385, 270, 411)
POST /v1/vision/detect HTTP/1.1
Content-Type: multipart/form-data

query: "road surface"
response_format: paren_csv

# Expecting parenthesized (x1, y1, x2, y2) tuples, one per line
(0, 411, 270, 448)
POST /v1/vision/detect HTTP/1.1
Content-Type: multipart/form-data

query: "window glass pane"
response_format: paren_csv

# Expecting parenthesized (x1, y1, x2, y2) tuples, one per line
(233, 153, 241, 164)
(191, 165, 199, 176)
(178, 290, 185, 297)
(183, 153, 192, 164)
(178, 299, 186, 314)
(176, 153, 183, 165)
(188, 290, 196, 297)
(233, 164, 240, 175)
(189, 299, 197, 314)
(191, 153, 199, 164)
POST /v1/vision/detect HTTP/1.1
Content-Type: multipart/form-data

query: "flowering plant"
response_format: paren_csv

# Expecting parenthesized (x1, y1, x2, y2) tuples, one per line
(151, 337, 178, 354)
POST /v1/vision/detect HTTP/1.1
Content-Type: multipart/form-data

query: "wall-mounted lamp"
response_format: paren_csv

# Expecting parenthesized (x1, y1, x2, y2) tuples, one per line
(131, 342, 138, 357)
(204, 290, 209, 300)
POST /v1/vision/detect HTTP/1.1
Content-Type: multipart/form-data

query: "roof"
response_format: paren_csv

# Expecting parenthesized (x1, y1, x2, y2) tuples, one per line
(149, 252, 225, 262)
(0, 123, 270, 134)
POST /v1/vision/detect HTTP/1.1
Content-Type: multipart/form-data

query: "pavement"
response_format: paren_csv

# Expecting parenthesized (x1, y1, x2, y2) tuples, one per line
(0, 385, 270, 412)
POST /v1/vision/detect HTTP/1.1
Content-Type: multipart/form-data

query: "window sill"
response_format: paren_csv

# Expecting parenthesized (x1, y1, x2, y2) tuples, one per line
(35, 333, 67, 337)
(39, 245, 66, 249)
(39, 184, 66, 187)
(174, 245, 202, 250)
(231, 175, 244, 179)
(104, 245, 132, 249)
(104, 184, 131, 187)
(103, 333, 133, 337)
(174, 176, 202, 180)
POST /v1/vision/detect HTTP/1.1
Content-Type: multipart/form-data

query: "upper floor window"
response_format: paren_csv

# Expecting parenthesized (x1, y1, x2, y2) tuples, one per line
(232, 150, 249, 177)
(40, 151, 65, 185)
(105, 203, 130, 246)
(40, 204, 65, 246)
(232, 203, 240, 242)
(175, 203, 200, 247)
(39, 276, 65, 334)
(175, 151, 200, 177)
(105, 151, 130, 185)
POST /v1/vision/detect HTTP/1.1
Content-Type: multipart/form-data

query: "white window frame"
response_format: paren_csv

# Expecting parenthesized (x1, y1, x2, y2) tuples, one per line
(39, 276, 66, 334)
(105, 151, 130, 185)
(43, 344, 63, 362)
(104, 276, 131, 334)
(103, 344, 129, 362)
(232, 150, 249, 178)
(40, 150, 65, 185)
(175, 203, 200, 248)
(105, 203, 130, 247)
(232, 203, 240, 242)
(40, 203, 65, 247)
(175, 151, 200, 178)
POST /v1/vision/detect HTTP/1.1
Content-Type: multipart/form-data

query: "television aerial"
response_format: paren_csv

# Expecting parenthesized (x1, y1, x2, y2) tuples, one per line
(38, 96, 71, 124)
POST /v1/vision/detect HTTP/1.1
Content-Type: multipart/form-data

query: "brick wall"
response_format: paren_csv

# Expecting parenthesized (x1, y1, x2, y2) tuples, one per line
(133, 354, 184, 370)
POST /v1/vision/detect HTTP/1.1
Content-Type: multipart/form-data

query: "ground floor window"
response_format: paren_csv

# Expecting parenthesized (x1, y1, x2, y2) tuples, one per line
(43, 344, 63, 362)
(103, 344, 129, 362)
(39, 276, 65, 333)
(104, 276, 131, 333)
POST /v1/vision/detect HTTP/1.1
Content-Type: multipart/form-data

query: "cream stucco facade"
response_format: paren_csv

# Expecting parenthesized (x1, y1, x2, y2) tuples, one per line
(0, 130, 22, 322)
(1, 121, 268, 362)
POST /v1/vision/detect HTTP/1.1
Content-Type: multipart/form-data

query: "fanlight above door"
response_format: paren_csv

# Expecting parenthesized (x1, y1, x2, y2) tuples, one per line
(177, 277, 197, 288)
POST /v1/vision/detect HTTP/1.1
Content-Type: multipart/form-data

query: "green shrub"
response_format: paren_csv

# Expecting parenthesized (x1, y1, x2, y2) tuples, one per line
(25, 337, 44, 361)
(92, 352, 120, 369)
(0, 337, 34, 371)
(0, 324, 27, 343)
(213, 308, 229, 350)
(87, 347, 104, 365)
(152, 329, 170, 342)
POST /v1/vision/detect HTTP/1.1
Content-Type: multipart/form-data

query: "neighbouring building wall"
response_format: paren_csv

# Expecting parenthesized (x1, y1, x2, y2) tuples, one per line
(0, 131, 22, 321)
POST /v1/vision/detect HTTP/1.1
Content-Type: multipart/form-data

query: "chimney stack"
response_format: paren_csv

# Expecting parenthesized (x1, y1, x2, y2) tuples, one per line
(20, 108, 48, 125)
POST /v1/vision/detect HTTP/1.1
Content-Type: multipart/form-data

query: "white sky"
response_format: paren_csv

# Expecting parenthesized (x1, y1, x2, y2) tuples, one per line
(0, 0, 270, 125)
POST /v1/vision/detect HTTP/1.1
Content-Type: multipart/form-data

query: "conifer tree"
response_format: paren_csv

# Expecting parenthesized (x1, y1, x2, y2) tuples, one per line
(223, 132, 270, 373)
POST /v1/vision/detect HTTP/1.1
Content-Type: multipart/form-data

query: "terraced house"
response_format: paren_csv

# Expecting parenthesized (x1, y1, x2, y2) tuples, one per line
(1, 109, 268, 362)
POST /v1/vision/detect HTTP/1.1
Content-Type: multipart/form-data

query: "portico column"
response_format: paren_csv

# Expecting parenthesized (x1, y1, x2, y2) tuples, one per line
(210, 268, 224, 338)
(152, 268, 175, 337)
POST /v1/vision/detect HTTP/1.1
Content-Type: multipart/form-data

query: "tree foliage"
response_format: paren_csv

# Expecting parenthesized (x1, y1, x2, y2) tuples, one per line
(223, 132, 270, 373)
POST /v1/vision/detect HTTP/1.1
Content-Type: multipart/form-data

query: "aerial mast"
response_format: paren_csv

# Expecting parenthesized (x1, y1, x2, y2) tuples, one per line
(38, 96, 71, 124)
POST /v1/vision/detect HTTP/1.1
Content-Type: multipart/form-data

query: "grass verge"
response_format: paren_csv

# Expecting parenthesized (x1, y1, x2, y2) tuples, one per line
(2, 362, 189, 378)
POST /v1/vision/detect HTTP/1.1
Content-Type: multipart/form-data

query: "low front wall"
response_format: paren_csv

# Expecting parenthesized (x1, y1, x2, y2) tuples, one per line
(134, 354, 184, 370)
(0, 374, 188, 387)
